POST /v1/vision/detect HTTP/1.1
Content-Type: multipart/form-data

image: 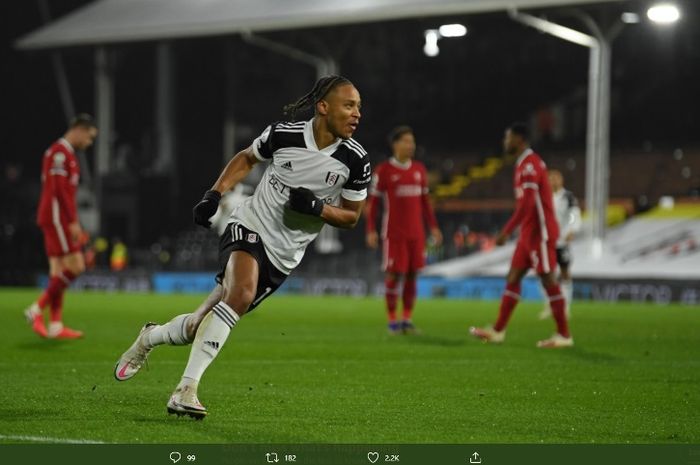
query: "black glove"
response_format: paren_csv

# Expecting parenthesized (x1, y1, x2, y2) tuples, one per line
(288, 187, 323, 216)
(192, 190, 221, 228)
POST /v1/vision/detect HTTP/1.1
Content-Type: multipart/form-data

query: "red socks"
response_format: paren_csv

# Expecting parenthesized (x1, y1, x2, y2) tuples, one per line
(385, 277, 398, 322)
(545, 284, 570, 338)
(493, 281, 570, 338)
(51, 271, 76, 322)
(37, 271, 77, 322)
(50, 287, 66, 323)
(402, 277, 416, 321)
(386, 275, 419, 323)
(494, 282, 521, 332)
(37, 276, 63, 309)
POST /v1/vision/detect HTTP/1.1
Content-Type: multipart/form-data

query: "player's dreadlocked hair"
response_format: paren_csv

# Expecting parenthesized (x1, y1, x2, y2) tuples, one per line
(283, 75, 354, 121)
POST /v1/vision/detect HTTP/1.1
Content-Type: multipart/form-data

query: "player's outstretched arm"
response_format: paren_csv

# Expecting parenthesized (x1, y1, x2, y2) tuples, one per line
(321, 197, 365, 229)
(193, 147, 259, 228)
(287, 188, 365, 229)
(210, 146, 259, 194)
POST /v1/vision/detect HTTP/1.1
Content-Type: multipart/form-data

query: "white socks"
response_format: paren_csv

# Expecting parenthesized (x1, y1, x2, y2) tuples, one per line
(182, 301, 240, 383)
(27, 303, 42, 318)
(48, 322, 63, 337)
(146, 314, 193, 348)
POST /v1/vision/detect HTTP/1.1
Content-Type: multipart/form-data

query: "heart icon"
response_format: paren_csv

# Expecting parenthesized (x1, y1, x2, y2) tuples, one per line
(367, 451, 379, 464)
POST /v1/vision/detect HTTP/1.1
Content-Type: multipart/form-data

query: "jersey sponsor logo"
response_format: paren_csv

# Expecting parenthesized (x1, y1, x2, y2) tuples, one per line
(246, 233, 258, 243)
(353, 176, 371, 185)
(268, 173, 332, 204)
(395, 185, 423, 197)
(281, 161, 293, 171)
(268, 173, 291, 195)
(325, 171, 340, 186)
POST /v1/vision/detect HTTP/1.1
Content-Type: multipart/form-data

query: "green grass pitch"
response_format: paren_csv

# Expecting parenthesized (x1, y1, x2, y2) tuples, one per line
(1, 288, 698, 444)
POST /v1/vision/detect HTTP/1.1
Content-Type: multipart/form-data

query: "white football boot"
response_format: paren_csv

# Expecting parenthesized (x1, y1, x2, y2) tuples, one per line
(536, 333, 574, 348)
(167, 382, 208, 420)
(114, 323, 157, 381)
(469, 326, 505, 344)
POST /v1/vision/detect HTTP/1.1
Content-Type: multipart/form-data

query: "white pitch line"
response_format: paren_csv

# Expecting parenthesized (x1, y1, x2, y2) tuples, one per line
(0, 434, 105, 444)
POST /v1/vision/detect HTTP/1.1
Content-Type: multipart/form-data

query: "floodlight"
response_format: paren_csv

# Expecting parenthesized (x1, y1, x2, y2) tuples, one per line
(423, 29, 439, 57)
(438, 24, 467, 38)
(620, 12, 640, 24)
(647, 3, 680, 24)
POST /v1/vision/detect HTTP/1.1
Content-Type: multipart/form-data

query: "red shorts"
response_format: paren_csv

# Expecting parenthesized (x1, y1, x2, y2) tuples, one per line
(382, 237, 425, 274)
(41, 223, 81, 257)
(511, 239, 558, 275)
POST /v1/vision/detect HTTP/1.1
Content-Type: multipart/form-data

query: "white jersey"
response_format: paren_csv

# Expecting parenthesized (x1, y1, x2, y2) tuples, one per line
(553, 188, 582, 247)
(229, 119, 371, 274)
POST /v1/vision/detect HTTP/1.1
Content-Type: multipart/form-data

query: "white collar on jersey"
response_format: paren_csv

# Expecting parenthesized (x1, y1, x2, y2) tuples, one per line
(389, 157, 412, 170)
(303, 119, 343, 155)
(58, 138, 75, 153)
(515, 147, 534, 167)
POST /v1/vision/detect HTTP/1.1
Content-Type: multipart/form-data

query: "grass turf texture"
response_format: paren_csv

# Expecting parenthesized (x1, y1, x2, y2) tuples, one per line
(1, 288, 698, 444)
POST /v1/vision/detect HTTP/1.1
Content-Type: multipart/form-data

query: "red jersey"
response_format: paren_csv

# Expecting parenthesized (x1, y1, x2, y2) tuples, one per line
(365, 158, 438, 240)
(37, 138, 80, 227)
(501, 148, 559, 246)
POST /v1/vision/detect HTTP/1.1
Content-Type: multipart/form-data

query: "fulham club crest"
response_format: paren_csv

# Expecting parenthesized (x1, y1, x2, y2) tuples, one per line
(325, 171, 340, 186)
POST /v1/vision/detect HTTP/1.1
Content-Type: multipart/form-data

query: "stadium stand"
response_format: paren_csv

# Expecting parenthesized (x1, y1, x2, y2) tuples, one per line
(424, 202, 700, 280)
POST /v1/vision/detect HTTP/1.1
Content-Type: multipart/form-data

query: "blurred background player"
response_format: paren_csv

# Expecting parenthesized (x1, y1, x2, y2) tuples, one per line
(114, 75, 370, 419)
(23, 114, 98, 339)
(538, 169, 581, 320)
(365, 126, 442, 335)
(470, 123, 572, 348)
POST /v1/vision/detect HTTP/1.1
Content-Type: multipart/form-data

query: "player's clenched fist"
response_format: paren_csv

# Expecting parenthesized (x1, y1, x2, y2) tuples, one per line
(288, 187, 323, 216)
(192, 190, 221, 228)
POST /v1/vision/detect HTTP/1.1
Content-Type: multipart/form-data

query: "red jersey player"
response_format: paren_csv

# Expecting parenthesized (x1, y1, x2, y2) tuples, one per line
(365, 126, 442, 335)
(470, 123, 572, 348)
(24, 114, 98, 339)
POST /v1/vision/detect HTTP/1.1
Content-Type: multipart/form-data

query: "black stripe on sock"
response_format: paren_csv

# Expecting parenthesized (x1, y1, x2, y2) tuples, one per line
(212, 304, 237, 328)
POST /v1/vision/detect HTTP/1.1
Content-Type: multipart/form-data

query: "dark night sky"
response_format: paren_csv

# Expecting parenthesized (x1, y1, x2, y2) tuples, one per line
(2, 0, 699, 211)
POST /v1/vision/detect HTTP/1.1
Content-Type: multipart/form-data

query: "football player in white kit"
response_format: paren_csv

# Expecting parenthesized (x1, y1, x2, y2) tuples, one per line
(113, 76, 371, 419)
(539, 169, 581, 320)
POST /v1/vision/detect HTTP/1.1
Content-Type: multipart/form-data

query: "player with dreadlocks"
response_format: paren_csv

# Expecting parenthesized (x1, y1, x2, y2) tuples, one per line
(113, 75, 371, 419)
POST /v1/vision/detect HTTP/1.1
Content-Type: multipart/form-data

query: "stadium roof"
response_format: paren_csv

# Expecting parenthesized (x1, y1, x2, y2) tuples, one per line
(16, 0, 621, 50)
